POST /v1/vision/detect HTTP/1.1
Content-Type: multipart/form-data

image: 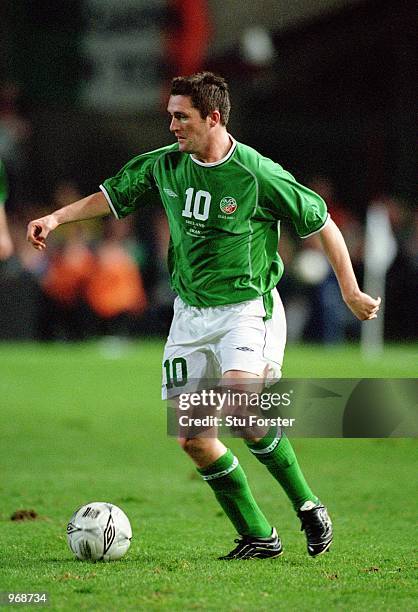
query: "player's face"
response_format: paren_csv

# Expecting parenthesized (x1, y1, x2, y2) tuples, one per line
(167, 95, 211, 157)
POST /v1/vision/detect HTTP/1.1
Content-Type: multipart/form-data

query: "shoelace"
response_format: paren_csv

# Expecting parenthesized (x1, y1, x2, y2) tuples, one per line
(224, 538, 250, 557)
(232, 534, 270, 548)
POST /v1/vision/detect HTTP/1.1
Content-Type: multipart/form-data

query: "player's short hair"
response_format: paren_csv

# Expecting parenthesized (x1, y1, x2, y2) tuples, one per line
(170, 72, 231, 125)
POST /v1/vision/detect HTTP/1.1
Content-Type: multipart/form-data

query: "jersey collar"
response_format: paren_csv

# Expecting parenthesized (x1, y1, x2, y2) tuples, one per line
(190, 135, 237, 167)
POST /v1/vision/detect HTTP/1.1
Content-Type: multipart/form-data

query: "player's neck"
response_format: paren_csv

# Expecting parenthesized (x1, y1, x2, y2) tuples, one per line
(193, 131, 232, 164)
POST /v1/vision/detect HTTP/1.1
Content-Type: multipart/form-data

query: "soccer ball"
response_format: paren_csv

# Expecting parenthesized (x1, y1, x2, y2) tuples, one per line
(66, 502, 132, 561)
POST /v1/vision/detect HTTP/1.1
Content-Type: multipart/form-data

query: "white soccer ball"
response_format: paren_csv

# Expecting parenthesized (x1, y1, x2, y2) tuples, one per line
(66, 502, 132, 561)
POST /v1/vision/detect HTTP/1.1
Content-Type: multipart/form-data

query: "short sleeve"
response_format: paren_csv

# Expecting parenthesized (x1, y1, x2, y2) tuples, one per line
(100, 153, 158, 219)
(0, 159, 9, 204)
(260, 158, 329, 238)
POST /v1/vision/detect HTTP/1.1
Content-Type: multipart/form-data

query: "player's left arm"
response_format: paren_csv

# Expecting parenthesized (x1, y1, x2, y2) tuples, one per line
(319, 218, 381, 321)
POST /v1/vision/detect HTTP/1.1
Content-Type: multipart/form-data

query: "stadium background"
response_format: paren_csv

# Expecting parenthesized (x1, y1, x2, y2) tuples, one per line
(0, 0, 416, 344)
(0, 2, 416, 610)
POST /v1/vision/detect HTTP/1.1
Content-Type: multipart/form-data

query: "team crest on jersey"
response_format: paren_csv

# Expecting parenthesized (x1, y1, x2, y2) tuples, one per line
(219, 197, 237, 214)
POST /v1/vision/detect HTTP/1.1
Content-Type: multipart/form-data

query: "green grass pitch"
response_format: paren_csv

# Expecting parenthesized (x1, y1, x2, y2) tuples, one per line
(0, 341, 416, 610)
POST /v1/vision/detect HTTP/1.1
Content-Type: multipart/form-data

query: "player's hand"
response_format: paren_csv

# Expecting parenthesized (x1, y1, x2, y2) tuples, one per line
(26, 215, 58, 250)
(344, 290, 381, 321)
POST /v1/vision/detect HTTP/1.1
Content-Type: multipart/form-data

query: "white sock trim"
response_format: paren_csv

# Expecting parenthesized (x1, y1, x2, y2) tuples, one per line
(249, 436, 280, 455)
(200, 455, 239, 481)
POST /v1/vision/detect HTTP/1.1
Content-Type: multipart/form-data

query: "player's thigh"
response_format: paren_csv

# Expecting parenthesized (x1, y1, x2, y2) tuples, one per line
(264, 289, 287, 376)
(162, 344, 210, 399)
(217, 290, 286, 380)
(162, 302, 219, 399)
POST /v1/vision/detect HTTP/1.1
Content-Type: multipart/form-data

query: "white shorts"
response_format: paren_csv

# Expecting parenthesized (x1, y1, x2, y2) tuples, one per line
(162, 289, 286, 399)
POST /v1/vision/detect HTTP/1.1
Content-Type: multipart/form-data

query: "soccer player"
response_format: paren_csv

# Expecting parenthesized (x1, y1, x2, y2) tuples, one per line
(0, 158, 14, 260)
(27, 72, 380, 559)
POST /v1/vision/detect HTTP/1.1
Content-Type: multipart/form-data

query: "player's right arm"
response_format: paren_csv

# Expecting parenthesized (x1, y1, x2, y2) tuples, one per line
(27, 191, 110, 250)
(318, 218, 381, 321)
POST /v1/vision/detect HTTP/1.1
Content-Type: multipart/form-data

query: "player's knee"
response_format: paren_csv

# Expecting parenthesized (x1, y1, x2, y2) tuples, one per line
(177, 437, 188, 451)
(177, 437, 214, 460)
(178, 437, 204, 454)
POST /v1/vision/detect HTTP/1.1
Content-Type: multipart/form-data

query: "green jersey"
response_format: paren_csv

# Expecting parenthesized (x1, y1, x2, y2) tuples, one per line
(101, 138, 328, 312)
(0, 159, 8, 205)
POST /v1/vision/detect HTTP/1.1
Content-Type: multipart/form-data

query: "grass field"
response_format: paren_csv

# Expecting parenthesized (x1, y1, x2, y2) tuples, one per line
(0, 341, 416, 610)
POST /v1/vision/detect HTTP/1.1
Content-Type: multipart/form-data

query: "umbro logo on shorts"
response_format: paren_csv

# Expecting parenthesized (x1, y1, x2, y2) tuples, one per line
(236, 346, 254, 352)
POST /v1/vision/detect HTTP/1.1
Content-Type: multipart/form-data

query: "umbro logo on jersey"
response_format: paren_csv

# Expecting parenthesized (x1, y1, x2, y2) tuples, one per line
(236, 346, 254, 352)
(220, 196, 237, 214)
(163, 188, 178, 198)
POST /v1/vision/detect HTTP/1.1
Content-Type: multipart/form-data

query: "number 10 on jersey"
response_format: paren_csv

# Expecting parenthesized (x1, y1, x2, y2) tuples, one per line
(182, 187, 211, 221)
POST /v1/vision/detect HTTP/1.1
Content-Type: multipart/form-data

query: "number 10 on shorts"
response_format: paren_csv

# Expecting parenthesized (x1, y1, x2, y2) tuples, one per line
(163, 358, 188, 389)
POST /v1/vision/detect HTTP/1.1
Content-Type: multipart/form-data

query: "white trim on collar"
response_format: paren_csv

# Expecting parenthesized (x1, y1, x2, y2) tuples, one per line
(190, 135, 237, 167)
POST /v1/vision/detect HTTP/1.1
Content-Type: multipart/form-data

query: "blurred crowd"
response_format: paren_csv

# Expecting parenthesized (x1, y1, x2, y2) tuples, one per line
(0, 82, 416, 344)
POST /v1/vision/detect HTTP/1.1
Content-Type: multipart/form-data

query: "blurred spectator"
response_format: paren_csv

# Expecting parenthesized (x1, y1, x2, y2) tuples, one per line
(39, 228, 96, 340)
(0, 158, 14, 260)
(405, 208, 418, 266)
(36, 208, 148, 341)
(140, 208, 175, 335)
(275, 229, 307, 343)
(293, 236, 359, 344)
(84, 217, 148, 337)
(282, 176, 364, 344)
(0, 192, 44, 340)
(377, 195, 417, 340)
(34, 180, 97, 340)
(0, 82, 31, 179)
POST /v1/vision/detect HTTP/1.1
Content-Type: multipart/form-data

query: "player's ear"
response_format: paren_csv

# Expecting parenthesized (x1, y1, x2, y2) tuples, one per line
(208, 110, 221, 127)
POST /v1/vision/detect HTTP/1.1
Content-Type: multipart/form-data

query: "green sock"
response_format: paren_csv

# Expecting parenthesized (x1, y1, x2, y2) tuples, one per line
(246, 430, 318, 511)
(197, 449, 272, 538)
